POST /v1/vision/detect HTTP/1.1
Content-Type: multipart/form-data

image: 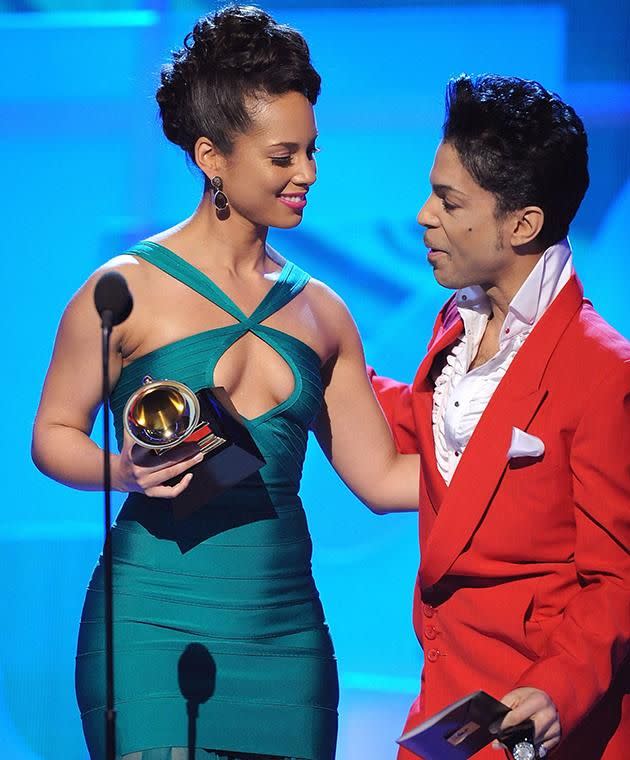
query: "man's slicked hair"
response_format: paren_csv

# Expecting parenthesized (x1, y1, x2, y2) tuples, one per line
(443, 74, 589, 247)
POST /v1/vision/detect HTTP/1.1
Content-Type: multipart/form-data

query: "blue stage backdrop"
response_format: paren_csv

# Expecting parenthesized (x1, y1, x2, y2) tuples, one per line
(2, 2, 628, 758)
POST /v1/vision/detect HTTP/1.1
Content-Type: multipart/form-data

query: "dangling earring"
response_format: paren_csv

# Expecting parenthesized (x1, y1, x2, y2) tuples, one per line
(210, 176, 229, 211)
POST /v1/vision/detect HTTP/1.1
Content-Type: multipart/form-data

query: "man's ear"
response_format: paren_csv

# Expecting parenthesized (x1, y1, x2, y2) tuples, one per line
(509, 206, 545, 247)
(194, 136, 226, 180)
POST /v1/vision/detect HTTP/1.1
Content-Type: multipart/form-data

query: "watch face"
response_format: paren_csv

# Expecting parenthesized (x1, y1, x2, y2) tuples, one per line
(512, 741, 537, 760)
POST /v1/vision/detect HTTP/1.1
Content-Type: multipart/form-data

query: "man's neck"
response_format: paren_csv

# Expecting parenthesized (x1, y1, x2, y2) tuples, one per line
(484, 250, 545, 323)
(461, 238, 573, 370)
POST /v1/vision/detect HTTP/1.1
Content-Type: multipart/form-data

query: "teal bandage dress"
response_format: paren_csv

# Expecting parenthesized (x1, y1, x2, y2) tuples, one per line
(76, 242, 339, 760)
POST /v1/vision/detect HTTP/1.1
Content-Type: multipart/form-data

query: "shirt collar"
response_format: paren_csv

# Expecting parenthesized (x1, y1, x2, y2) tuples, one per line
(508, 238, 573, 327)
(455, 238, 574, 347)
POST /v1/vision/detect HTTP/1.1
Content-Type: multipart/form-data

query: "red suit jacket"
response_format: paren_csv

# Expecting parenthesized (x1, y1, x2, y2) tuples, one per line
(370, 276, 630, 759)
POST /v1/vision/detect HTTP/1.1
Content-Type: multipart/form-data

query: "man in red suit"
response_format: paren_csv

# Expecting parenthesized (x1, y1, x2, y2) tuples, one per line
(370, 74, 630, 759)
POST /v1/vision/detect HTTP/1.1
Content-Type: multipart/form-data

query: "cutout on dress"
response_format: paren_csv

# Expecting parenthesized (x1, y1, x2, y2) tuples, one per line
(213, 331, 296, 421)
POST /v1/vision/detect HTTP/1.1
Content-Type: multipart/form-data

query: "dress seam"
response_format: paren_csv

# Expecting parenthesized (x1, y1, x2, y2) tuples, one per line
(108, 559, 312, 581)
(81, 693, 339, 717)
(78, 621, 327, 642)
(83, 588, 319, 610)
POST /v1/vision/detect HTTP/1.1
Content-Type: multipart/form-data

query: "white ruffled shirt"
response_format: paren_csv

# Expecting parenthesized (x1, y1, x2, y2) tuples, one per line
(432, 239, 573, 484)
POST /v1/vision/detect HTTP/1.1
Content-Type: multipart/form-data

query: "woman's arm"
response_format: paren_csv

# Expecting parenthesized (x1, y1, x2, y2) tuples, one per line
(367, 369, 419, 454)
(32, 263, 201, 497)
(312, 287, 419, 513)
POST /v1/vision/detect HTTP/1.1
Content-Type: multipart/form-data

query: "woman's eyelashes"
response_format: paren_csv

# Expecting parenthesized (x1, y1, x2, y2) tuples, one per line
(271, 146, 320, 166)
(441, 197, 457, 212)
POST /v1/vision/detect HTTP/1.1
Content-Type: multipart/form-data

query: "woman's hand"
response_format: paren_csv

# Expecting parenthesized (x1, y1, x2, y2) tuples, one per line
(113, 429, 204, 497)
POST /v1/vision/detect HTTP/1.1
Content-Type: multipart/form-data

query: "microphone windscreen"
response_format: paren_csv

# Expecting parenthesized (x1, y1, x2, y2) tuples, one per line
(94, 271, 133, 326)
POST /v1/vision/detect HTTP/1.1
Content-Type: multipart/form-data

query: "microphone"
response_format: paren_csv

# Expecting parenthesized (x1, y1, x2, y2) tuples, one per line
(93, 268, 133, 760)
(94, 271, 133, 328)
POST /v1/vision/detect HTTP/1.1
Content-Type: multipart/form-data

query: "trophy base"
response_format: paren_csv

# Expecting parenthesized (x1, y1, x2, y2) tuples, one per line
(166, 387, 266, 520)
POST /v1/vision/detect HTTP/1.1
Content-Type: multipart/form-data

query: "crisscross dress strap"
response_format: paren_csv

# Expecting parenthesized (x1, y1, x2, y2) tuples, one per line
(126, 241, 310, 326)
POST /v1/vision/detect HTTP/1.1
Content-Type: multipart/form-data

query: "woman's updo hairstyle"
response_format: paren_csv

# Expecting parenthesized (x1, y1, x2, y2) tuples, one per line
(156, 5, 321, 160)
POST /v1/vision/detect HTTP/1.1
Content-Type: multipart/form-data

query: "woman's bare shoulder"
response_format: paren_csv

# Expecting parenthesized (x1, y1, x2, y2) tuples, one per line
(306, 276, 354, 320)
(56, 253, 155, 359)
(303, 276, 360, 350)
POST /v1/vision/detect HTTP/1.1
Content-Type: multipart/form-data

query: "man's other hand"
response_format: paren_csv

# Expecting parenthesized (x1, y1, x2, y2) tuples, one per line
(492, 686, 561, 757)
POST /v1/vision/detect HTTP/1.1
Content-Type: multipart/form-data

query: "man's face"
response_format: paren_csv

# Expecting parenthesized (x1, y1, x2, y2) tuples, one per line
(418, 141, 516, 291)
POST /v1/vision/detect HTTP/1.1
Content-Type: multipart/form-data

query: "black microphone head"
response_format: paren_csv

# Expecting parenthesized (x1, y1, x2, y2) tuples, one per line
(94, 271, 133, 326)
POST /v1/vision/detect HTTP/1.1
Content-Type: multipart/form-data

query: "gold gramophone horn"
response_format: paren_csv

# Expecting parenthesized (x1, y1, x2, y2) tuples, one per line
(123, 377, 201, 451)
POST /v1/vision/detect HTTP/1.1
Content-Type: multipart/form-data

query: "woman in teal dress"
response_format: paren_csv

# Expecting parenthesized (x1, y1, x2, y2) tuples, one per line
(32, 6, 419, 760)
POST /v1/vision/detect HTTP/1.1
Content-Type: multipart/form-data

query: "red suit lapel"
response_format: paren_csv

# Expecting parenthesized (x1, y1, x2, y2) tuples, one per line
(414, 277, 584, 590)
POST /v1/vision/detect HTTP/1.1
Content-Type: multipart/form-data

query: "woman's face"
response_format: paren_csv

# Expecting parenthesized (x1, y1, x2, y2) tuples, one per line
(219, 91, 319, 230)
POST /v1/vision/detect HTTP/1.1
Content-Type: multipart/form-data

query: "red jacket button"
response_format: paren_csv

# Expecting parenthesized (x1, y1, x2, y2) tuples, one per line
(425, 625, 438, 640)
(423, 603, 435, 618)
(427, 648, 439, 662)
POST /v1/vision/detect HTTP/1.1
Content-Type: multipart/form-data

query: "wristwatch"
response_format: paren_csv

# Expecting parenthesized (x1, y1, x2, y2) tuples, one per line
(511, 740, 536, 760)
(498, 717, 537, 760)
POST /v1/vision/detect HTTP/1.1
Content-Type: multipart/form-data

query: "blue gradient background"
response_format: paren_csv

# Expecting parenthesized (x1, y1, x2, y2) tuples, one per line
(2, 2, 628, 758)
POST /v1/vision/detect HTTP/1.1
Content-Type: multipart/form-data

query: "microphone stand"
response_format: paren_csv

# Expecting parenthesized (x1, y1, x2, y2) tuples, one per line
(100, 309, 116, 760)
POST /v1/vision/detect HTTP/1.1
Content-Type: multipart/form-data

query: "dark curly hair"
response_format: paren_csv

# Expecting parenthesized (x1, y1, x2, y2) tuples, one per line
(443, 74, 589, 248)
(156, 5, 321, 160)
